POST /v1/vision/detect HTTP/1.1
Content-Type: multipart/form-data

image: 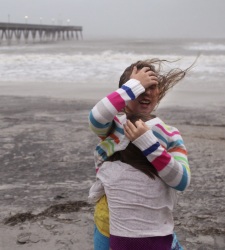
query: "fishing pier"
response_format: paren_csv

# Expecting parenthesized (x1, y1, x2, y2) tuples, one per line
(0, 22, 83, 44)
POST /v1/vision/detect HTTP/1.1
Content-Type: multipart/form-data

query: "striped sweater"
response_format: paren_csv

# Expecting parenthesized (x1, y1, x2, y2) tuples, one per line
(89, 79, 191, 191)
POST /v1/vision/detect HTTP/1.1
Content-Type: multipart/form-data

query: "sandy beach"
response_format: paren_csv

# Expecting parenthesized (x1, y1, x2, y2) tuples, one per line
(0, 93, 224, 250)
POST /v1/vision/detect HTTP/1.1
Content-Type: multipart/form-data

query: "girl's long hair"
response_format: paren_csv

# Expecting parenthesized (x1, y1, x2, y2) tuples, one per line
(107, 113, 158, 179)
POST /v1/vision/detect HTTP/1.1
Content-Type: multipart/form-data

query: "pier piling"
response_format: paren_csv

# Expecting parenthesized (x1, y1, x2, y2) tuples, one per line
(0, 22, 83, 44)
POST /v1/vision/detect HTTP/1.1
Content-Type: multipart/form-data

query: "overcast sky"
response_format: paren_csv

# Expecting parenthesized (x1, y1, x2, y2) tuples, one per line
(0, 0, 224, 39)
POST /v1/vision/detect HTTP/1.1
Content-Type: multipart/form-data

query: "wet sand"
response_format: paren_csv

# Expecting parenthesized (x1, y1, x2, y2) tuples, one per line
(0, 95, 225, 250)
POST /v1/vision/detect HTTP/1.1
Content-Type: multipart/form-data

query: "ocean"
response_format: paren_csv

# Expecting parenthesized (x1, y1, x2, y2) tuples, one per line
(0, 38, 225, 108)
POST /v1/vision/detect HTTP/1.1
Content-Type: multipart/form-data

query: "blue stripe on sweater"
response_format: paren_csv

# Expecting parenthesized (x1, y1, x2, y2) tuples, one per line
(153, 131, 184, 149)
(115, 126, 124, 135)
(153, 131, 168, 146)
(143, 142, 160, 156)
(174, 165, 188, 191)
(168, 139, 184, 149)
(96, 146, 107, 160)
(89, 112, 112, 129)
(121, 85, 135, 100)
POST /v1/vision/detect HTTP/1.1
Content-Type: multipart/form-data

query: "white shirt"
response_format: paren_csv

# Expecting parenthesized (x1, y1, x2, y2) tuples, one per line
(89, 161, 177, 237)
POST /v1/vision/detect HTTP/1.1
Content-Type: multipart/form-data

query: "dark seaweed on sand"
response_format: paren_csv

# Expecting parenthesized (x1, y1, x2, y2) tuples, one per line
(4, 201, 92, 226)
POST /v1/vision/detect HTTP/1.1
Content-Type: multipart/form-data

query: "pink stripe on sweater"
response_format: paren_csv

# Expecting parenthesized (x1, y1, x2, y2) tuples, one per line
(156, 124, 180, 137)
(107, 92, 125, 111)
(152, 150, 171, 171)
(114, 116, 120, 123)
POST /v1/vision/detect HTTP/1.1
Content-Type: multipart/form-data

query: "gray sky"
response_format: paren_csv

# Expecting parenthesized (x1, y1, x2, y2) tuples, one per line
(0, 0, 225, 39)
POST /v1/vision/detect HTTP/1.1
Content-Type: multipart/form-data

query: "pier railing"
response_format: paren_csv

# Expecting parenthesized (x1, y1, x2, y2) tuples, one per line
(0, 22, 83, 44)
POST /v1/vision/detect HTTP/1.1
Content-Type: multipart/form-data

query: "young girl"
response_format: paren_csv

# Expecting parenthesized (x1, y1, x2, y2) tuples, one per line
(88, 59, 191, 250)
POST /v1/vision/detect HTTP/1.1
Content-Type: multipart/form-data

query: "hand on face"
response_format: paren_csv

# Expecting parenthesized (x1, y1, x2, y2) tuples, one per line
(124, 119, 149, 141)
(130, 66, 158, 89)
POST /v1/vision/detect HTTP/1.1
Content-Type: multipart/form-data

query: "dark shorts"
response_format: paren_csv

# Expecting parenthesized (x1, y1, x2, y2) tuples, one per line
(110, 234, 173, 250)
(94, 224, 183, 250)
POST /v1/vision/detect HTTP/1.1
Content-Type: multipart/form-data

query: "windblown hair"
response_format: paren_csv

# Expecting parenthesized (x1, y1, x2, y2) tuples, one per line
(119, 58, 193, 104)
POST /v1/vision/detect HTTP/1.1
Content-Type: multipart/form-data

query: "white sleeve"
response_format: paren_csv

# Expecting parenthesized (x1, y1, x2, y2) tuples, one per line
(88, 179, 105, 203)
